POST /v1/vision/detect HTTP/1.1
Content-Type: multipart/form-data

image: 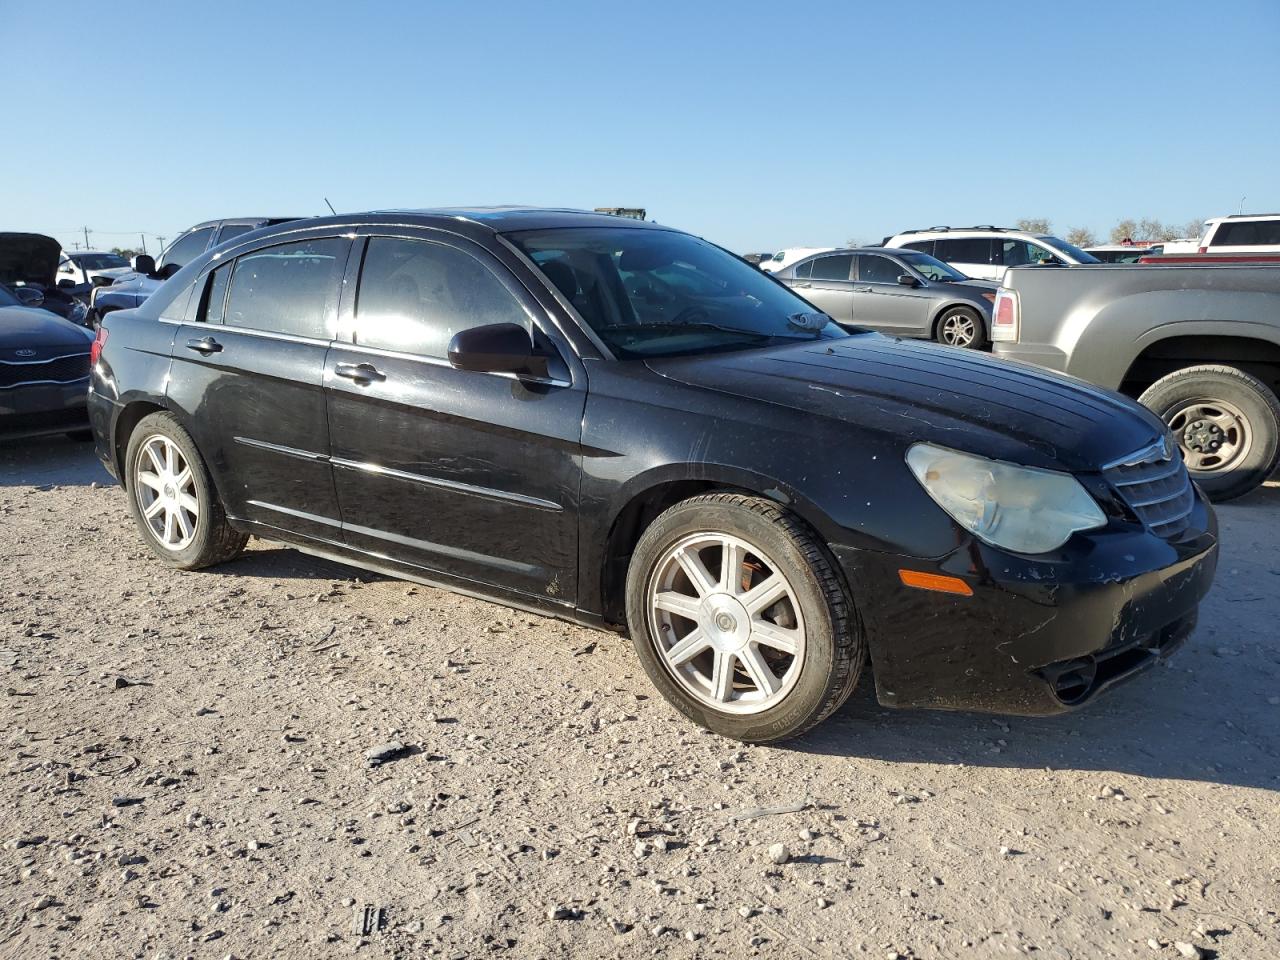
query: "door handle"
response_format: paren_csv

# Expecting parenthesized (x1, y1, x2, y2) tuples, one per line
(186, 336, 222, 354)
(793, 281, 811, 288)
(334, 362, 386, 383)
(854, 286, 873, 293)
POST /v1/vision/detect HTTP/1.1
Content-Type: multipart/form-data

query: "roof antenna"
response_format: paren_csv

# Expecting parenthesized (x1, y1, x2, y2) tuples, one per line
(324, 197, 338, 216)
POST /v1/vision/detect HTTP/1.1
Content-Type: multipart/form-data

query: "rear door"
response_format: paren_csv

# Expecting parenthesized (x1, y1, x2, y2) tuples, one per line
(165, 234, 350, 540)
(786, 253, 854, 323)
(323, 228, 585, 601)
(934, 237, 997, 280)
(850, 253, 931, 335)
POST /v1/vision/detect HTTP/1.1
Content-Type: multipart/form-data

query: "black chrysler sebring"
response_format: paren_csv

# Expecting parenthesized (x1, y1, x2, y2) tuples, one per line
(88, 209, 1218, 742)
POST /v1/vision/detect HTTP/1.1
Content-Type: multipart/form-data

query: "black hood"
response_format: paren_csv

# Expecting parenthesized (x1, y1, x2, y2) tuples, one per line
(647, 333, 1167, 473)
(0, 305, 94, 353)
(0, 233, 60, 287)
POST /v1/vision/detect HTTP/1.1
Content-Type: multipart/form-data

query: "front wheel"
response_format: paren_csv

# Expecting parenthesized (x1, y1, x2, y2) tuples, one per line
(124, 411, 247, 569)
(625, 493, 864, 742)
(1139, 364, 1280, 502)
(934, 306, 986, 349)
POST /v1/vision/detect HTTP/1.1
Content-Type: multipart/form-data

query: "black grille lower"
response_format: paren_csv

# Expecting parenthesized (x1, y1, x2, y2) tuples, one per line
(1104, 444, 1195, 539)
(0, 353, 91, 389)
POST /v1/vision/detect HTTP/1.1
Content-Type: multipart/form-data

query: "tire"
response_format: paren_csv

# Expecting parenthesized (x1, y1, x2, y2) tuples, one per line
(625, 493, 864, 742)
(1138, 364, 1280, 502)
(123, 411, 247, 569)
(934, 306, 986, 349)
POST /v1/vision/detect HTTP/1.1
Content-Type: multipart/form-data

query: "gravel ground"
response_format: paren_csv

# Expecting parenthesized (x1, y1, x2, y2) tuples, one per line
(2, 437, 1277, 960)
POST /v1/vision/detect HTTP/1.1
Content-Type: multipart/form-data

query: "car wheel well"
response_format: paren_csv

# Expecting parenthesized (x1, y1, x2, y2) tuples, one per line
(1119, 335, 1280, 398)
(113, 401, 168, 485)
(600, 480, 727, 624)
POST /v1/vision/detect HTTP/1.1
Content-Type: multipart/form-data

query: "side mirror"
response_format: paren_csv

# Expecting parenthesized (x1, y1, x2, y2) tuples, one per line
(91, 275, 113, 287)
(57, 278, 76, 289)
(897, 274, 920, 287)
(132, 254, 156, 275)
(14, 287, 45, 307)
(448, 323, 549, 378)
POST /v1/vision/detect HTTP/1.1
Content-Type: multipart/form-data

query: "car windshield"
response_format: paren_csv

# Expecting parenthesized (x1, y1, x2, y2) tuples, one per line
(508, 227, 848, 358)
(74, 253, 129, 270)
(896, 251, 968, 282)
(1037, 236, 1100, 264)
(0, 284, 21, 308)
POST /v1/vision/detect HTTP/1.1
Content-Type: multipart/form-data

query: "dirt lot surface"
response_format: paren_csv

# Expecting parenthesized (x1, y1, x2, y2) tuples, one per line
(1, 438, 1277, 960)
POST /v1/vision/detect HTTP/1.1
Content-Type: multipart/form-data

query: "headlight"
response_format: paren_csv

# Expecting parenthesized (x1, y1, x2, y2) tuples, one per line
(906, 443, 1106, 554)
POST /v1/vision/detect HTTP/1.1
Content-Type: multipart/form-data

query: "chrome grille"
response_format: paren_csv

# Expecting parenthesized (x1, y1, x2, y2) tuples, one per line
(0, 353, 91, 389)
(1104, 439, 1195, 539)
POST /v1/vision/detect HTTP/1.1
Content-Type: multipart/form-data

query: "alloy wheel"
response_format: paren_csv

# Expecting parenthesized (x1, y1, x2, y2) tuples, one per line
(940, 310, 977, 347)
(133, 435, 200, 551)
(1167, 398, 1252, 473)
(645, 532, 805, 715)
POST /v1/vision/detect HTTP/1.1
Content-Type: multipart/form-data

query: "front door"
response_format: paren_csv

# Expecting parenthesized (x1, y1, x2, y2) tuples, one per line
(324, 230, 585, 603)
(165, 234, 351, 540)
(850, 253, 931, 335)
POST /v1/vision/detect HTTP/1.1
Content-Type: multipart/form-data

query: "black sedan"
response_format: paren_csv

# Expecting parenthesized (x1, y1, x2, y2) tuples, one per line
(773, 247, 998, 348)
(0, 283, 94, 440)
(88, 208, 1217, 742)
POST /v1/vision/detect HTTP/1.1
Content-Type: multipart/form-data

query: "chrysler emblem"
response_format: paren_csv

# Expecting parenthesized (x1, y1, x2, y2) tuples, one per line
(15, 349, 37, 358)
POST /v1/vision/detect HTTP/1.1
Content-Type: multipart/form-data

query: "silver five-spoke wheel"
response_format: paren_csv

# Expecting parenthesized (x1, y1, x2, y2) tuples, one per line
(939, 309, 978, 348)
(646, 532, 805, 715)
(133, 434, 200, 551)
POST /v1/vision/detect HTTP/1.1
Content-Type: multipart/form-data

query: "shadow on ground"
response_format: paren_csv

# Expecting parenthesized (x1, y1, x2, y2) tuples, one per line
(0, 435, 112, 488)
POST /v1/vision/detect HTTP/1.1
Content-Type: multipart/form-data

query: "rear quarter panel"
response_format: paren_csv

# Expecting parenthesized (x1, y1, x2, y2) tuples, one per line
(90, 310, 177, 473)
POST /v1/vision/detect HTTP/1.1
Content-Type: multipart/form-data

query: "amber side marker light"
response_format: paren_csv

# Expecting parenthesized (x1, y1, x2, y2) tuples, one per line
(898, 569, 973, 596)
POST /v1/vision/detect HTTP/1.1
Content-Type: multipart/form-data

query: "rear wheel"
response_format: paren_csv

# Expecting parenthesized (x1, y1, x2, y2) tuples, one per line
(124, 412, 247, 568)
(1139, 364, 1280, 502)
(625, 493, 864, 742)
(935, 306, 986, 349)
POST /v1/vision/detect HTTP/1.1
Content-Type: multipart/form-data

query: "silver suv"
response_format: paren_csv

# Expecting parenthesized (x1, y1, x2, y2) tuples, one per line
(884, 226, 1100, 280)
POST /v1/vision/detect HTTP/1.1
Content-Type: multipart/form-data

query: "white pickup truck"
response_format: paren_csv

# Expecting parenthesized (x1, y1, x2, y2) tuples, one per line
(991, 264, 1280, 501)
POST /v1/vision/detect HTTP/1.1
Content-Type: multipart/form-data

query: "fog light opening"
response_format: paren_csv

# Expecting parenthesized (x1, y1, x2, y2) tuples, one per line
(1046, 658, 1098, 705)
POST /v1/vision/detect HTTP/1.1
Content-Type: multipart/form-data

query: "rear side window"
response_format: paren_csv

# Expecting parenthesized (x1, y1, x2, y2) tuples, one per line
(809, 254, 853, 281)
(998, 240, 1058, 266)
(199, 264, 232, 323)
(158, 227, 215, 270)
(222, 237, 347, 339)
(1212, 220, 1280, 246)
(901, 240, 934, 255)
(215, 223, 253, 245)
(793, 259, 812, 278)
(934, 238, 992, 264)
(354, 237, 529, 359)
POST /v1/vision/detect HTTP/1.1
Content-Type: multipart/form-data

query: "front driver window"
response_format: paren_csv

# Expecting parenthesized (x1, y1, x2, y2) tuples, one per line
(354, 237, 531, 359)
(858, 254, 903, 284)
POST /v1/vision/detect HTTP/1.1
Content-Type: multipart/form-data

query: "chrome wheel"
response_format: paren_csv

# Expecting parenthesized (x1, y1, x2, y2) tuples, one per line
(133, 434, 199, 551)
(939, 310, 977, 347)
(645, 532, 805, 715)
(1167, 398, 1252, 473)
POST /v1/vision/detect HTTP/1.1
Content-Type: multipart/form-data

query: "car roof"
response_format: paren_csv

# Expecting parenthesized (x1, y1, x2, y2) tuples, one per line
(370, 206, 666, 232)
(184, 217, 305, 231)
(1207, 213, 1280, 223)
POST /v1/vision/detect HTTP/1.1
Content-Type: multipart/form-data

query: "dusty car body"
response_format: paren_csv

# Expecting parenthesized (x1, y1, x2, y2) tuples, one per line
(90, 209, 1217, 741)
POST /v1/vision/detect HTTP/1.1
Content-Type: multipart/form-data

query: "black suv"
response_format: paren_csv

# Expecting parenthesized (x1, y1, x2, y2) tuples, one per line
(88, 209, 1218, 742)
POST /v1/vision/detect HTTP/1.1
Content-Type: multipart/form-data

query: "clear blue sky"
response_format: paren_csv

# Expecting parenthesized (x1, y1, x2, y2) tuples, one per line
(3, 0, 1277, 255)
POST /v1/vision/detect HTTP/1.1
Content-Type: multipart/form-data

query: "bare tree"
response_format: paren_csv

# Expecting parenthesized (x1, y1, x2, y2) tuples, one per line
(1183, 218, 1206, 240)
(1109, 219, 1139, 244)
(1016, 218, 1052, 234)
(1065, 227, 1097, 247)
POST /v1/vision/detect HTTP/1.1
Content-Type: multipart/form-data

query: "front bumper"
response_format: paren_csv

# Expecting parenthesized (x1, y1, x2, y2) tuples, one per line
(0, 379, 89, 441)
(833, 490, 1218, 716)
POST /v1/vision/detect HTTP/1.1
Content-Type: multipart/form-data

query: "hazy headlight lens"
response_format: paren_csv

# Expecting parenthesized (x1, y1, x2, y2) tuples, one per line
(906, 443, 1106, 554)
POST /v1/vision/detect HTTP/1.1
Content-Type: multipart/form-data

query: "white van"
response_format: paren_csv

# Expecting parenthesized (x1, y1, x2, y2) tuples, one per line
(883, 227, 1099, 280)
(1197, 215, 1280, 253)
(759, 247, 835, 273)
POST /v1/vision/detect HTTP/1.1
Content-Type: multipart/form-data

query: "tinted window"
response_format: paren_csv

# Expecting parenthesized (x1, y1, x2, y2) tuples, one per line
(810, 254, 853, 281)
(200, 264, 232, 323)
(858, 254, 904, 284)
(902, 240, 935, 255)
(222, 237, 347, 339)
(999, 240, 1058, 267)
(159, 228, 215, 270)
(934, 238, 992, 264)
(1213, 220, 1280, 246)
(793, 259, 812, 278)
(355, 237, 528, 358)
(216, 224, 254, 245)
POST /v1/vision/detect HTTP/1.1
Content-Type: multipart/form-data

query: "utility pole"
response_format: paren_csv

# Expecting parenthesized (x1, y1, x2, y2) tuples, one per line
(140, 233, 148, 256)
(83, 226, 91, 250)
(156, 236, 167, 254)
